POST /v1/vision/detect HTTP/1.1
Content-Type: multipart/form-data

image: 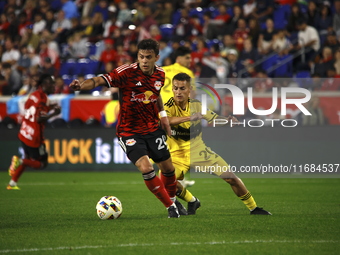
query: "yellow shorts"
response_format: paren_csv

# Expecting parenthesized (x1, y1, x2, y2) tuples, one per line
(170, 144, 230, 180)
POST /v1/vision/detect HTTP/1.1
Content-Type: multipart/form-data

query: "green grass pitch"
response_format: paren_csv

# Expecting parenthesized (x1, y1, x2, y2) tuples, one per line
(0, 171, 339, 255)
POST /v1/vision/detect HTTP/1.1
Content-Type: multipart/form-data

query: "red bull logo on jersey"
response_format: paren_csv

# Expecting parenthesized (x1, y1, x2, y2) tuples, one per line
(154, 81, 162, 91)
(131, 91, 158, 104)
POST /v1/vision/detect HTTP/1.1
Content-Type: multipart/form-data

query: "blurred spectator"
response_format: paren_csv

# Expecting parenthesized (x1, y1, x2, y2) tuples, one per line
(17, 75, 36, 96)
(202, 44, 229, 83)
(40, 57, 58, 77)
(38, 40, 59, 73)
(205, 4, 231, 40)
(32, 12, 46, 35)
(313, 46, 333, 77)
(0, 13, 10, 35)
(220, 34, 237, 58)
(23, 0, 36, 22)
(334, 0, 340, 36)
(295, 18, 320, 66)
(51, 10, 72, 44)
(258, 18, 276, 55)
(65, 32, 89, 58)
(17, 44, 31, 74)
(87, 12, 105, 43)
(272, 29, 292, 55)
(173, 8, 192, 41)
(61, 0, 79, 19)
(128, 41, 138, 62)
(64, 17, 84, 41)
(239, 38, 260, 68)
(156, 1, 173, 25)
(191, 37, 209, 65)
(1, 37, 20, 67)
(322, 31, 340, 51)
(226, 49, 242, 80)
(226, 5, 244, 35)
(317, 67, 340, 90)
(232, 18, 249, 52)
(149, 24, 162, 41)
(141, 6, 157, 31)
(16, 12, 31, 37)
(314, 4, 333, 36)
(101, 88, 120, 128)
(54, 76, 71, 94)
(19, 23, 40, 52)
(99, 38, 117, 70)
(115, 44, 132, 66)
(82, 0, 96, 18)
(92, 0, 109, 22)
(243, 0, 257, 21)
(301, 97, 325, 126)
(253, 70, 274, 92)
(248, 18, 261, 49)
(334, 47, 340, 75)
(287, 3, 307, 34)
(44, 9, 55, 33)
(251, 0, 275, 23)
(156, 40, 172, 66)
(116, 1, 131, 27)
(307, 1, 318, 27)
(0, 62, 22, 95)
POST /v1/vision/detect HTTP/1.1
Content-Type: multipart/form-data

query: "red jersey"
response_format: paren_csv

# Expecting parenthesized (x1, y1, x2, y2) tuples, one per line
(18, 88, 51, 147)
(101, 62, 165, 137)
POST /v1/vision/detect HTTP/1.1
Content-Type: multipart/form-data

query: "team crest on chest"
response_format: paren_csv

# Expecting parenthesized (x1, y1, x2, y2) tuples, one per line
(154, 81, 162, 91)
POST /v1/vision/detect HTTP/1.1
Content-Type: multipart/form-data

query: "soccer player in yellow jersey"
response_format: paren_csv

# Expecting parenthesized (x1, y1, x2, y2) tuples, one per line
(162, 46, 195, 104)
(162, 46, 196, 188)
(163, 73, 271, 215)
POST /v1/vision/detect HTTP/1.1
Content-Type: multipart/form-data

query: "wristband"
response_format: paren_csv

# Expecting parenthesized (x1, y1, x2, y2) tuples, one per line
(159, 110, 167, 118)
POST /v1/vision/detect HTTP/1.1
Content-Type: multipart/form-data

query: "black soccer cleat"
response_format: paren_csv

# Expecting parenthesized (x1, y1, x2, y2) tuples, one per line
(175, 199, 188, 215)
(250, 207, 272, 215)
(187, 198, 201, 215)
(168, 204, 180, 218)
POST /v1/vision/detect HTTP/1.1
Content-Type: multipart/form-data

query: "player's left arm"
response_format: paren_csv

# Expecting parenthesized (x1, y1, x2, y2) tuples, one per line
(157, 95, 172, 136)
(37, 103, 61, 123)
(209, 115, 239, 127)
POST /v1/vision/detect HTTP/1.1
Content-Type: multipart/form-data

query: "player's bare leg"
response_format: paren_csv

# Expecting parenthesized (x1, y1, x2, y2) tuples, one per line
(136, 156, 179, 218)
(220, 171, 271, 215)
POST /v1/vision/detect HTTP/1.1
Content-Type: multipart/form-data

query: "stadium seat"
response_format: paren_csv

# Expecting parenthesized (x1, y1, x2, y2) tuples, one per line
(274, 54, 293, 77)
(172, 9, 182, 25)
(262, 54, 278, 77)
(273, 5, 291, 30)
(160, 24, 174, 41)
(294, 71, 312, 88)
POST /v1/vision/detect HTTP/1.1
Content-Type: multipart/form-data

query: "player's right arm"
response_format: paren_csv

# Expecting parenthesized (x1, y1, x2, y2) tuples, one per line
(167, 113, 203, 125)
(69, 76, 106, 91)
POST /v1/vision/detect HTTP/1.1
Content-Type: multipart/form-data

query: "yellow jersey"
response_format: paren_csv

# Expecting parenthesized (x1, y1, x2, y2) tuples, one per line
(164, 97, 217, 153)
(161, 63, 195, 104)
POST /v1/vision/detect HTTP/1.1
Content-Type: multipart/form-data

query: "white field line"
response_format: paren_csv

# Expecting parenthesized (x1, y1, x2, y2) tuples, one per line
(0, 240, 338, 253)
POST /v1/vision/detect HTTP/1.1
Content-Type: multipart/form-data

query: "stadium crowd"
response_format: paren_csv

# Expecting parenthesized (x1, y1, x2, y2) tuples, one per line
(0, 0, 338, 128)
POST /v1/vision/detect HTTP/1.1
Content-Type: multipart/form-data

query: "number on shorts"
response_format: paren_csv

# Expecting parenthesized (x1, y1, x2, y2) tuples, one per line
(155, 135, 168, 150)
(199, 147, 217, 161)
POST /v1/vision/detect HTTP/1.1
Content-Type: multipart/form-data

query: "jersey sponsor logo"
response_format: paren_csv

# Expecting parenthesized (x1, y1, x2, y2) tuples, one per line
(154, 81, 162, 91)
(125, 138, 136, 146)
(131, 91, 158, 104)
(136, 81, 142, 86)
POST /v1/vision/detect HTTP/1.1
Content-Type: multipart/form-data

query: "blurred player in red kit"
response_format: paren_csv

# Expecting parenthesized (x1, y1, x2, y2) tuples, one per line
(69, 39, 185, 218)
(7, 74, 61, 190)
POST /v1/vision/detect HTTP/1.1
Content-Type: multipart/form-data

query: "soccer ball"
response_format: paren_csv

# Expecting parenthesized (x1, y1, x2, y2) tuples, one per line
(96, 196, 123, 220)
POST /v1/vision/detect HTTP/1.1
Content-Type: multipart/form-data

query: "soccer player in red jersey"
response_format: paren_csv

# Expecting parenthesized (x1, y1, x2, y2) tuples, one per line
(7, 74, 61, 190)
(69, 39, 185, 218)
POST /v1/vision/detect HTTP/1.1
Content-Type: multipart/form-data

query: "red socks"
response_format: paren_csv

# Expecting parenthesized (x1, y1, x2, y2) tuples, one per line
(143, 170, 173, 208)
